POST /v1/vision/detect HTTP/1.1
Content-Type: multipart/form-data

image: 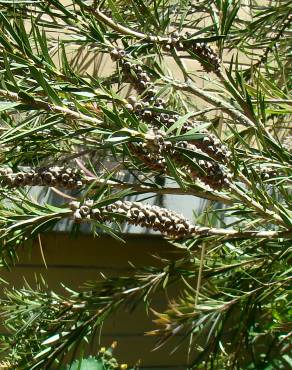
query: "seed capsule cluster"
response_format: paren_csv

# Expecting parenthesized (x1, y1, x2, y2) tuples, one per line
(111, 48, 230, 187)
(260, 168, 278, 180)
(129, 128, 169, 172)
(129, 129, 231, 189)
(144, 128, 173, 152)
(191, 132, 231, 164)
(129, 128, 173, 171)
(174, 142, 231, 189)
(0, 167, 85, 188)
(164, 31, 221, 74)
(110, 49, 158, 98)
(125, 95, 177, 124)
(115, 49, 226, 160)
(124, 96, 231, 164)
(129, 142, 166, 171)
(70, 199, 198, 238)
(70, 199, 94, 221)
(124, 96, 171, 122)
(245, 166, 279, 181)
(184, 157, 231, 189)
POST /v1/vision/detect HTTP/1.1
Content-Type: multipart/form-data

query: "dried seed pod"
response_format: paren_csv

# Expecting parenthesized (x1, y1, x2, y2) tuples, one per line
(142, 110, 153, 118)
(0, 167, 13, 176)
(79, 205, 90, 216)
(134, 102, 143, 111)
(91, 208, 102, 220)
(123, 61, 132, 69)
(69, 199, 200, 239)
(32, 174, 43, 185)
(110, 48, 125, 61)
(67, 179, 75, 188)
(73, 210, 83, 222)
(3, 175, 13, 186)
(128, 96, 137, 104)
(61, 173, 69, 182)
(69, 201, 80, 211)
(110, 48, 119, 61)
(135, 65, 143, 72)
(16, 173, 25, 182)
(85, 199, 94, 207)
(0, 166, 85, 189)
(125, 103, 134, 111)
(76, 180, 83, 188)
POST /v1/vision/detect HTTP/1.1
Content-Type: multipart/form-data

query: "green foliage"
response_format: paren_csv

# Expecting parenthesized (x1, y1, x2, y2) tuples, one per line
(0, 0, 290, 369)
(65, 358, 105, 370)
(60, 346, 133, 370)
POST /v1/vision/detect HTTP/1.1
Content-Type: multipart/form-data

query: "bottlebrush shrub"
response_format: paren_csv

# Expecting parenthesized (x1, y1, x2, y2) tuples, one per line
(0, 1, 291, 370)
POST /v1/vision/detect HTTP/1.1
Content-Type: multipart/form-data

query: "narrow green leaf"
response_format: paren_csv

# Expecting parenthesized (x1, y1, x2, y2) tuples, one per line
(0, 101, 20, 112)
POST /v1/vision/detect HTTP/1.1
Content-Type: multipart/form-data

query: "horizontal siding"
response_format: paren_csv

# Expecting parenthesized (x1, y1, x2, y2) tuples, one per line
(10, 233, 184, 267)
(1, 233, 195, 369)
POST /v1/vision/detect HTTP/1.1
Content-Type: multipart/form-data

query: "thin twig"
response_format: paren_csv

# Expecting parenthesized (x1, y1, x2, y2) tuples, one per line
(68, 201, 291, 239)
(0, 169, 233, 204)
(229, 183, 285, 227)
(0, 89, 103, 126)
(85, 177, 233, 204)
(88, 5, 168, 42)
(163, 78, 256, 127)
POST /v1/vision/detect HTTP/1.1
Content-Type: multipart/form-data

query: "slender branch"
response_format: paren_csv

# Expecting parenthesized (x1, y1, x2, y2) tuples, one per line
(3, 200, 290, 243)
(0, 89, 103, 126)
(69, 200, 291, 240)
(86, 177, 233, 204)
(88, 5, 168, 42)
(0, 167, 233, 204)
(163, 78, 256, 127)
(229, 183, 286, 226)
(251, 99, 292, 106)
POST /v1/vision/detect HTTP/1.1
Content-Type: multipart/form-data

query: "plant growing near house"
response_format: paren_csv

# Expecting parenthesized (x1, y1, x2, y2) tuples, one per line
(0, 0, 291, 369)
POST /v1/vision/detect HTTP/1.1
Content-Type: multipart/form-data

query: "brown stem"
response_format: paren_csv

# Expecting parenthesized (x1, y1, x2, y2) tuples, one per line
(0, 89, 103, 126)
(70, 200, 291, 240)
(0, 167, 233, 204)
(88, 5, 167, 42)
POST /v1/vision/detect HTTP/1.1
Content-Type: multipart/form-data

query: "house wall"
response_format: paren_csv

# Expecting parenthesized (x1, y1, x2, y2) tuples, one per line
(1, 233, 193, 369)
